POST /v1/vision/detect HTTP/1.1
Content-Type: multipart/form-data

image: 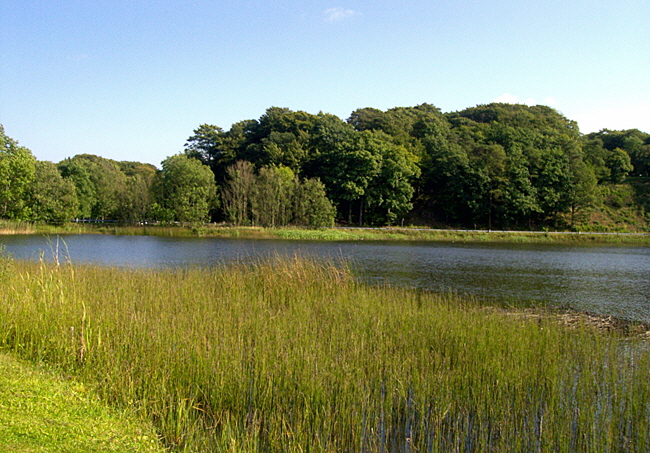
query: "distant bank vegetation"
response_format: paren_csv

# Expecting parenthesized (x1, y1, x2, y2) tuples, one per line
(1, 102, 649, 231)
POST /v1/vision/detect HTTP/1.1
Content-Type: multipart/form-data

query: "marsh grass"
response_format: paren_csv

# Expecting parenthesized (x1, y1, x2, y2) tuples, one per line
(0, 255, 649, 452)
(0, 220, 35, 235)
(2, 220, 649, 244)
(61, 224, 650, 244)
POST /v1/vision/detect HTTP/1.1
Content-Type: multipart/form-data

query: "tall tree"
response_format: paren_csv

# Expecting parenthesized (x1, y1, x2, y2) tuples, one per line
(58, 158, 97, 218)
(58, 155, 127, 219)
(567, 157, 599, 227)
(156, 154, 217, 223)
(310, 124, 381, 225)
(250, 165, 295, 227)
(0, 125, 36, 219)
(606, 148, 633, 184)
(363, 131, 420, 225)
(292, 178, 336, 227)
(27, 161, 78, 222)
(221, 160, 256, 226)
(530, 148, 573, 225)
(117, 161, 157, 222)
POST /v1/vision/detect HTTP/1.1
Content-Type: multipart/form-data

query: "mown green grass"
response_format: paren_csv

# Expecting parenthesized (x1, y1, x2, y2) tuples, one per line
(0, 352, 163, 452)
(0, 254, 649, 452)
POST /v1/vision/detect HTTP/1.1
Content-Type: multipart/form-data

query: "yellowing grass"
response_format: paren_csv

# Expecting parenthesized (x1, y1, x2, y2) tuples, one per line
(0, 255, 648, 452)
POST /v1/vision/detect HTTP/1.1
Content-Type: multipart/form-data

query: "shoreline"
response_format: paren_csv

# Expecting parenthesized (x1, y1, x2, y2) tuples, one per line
(1, 222, 649, 244)
(497, 307, 650, 338)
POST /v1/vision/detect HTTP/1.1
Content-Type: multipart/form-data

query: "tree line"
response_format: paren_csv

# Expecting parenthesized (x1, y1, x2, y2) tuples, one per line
(1, 102, 649, 228)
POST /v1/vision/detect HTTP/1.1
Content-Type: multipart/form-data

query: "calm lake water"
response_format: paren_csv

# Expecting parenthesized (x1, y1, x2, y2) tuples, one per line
(2, 234, 649, 322)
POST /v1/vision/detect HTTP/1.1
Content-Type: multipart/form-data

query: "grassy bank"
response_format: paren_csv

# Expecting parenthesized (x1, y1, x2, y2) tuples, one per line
(0, 352, 163, 452)
(0, 254, 649, 452)
(2, 219, 649, 244)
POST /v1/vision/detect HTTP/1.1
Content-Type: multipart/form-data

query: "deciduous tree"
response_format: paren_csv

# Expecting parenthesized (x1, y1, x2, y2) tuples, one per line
(156, 154, 217, 223)
(27, 161, 78, 222)
(0, 125, 36, 219)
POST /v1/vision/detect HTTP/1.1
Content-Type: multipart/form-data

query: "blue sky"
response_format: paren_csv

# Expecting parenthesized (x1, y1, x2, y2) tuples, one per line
(1, 0, 649, 167)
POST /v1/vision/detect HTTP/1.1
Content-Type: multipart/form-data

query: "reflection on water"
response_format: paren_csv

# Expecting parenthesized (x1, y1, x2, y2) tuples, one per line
(2, 234, 649, 322)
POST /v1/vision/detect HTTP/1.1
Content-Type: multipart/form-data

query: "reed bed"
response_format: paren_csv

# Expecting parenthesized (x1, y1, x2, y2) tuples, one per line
(0, 253, 648, 452)
(3, 221, 650, 244)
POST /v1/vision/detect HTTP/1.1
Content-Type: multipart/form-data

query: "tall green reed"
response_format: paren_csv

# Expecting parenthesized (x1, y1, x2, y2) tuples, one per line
(0, 254, 648, 452)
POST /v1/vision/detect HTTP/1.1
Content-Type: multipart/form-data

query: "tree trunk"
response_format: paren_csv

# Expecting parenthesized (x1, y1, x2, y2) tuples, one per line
(358, 197, 363, 227)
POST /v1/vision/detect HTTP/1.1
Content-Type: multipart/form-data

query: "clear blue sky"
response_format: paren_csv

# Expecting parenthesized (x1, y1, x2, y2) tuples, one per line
(2, 0, 649, 167)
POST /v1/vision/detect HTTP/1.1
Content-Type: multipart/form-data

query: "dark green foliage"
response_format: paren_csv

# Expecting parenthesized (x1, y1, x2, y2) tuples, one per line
(2, 106, 648, 230)
(181, 104, 645, 229)
(587, 129, 650, 177)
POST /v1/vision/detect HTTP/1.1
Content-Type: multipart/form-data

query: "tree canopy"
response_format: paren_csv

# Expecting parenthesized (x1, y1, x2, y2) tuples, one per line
(1, 104, 648, 230)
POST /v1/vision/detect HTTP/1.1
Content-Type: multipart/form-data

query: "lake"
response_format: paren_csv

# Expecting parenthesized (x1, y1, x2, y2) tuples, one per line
(2, 234, 649, 322)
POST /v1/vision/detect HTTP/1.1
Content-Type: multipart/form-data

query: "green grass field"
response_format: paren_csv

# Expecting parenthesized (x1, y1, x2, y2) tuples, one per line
(0, 253, 649, 451)
(0, 352, 163, 452)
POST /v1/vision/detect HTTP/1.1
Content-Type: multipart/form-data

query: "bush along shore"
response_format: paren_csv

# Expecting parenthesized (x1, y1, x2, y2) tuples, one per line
(0, 254, 649, 452)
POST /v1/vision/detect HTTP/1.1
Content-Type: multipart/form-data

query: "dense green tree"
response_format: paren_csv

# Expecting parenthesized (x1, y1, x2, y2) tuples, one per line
(586, 129, 650, 177)
(310, 124, 381, 225)
(363, 132, 420, 225)
(347, 107, 388, 132)
(530, 148, 573, 225)
(292, 178, 335, 227)
(115, 161, 157, 222)
(467, 144, 507, 229)
(156, 154, 217, 223)
(184, 124, 236, 184)
(90, 157, 127, 220)
(181, 104, 648, 229)
(118, 174, 153, 222)
(58, 158, 97, 218)
(220, 161, 335, 228)
(606, 148, 633, 184)
(251, 165, 295, 227)
(0, 125, 36, 219)
(567, 157, 599, 227)
(27, 161, 78, 222)
(500, 148, 539, 228)
(58, 155, 128, 220)
(582, 138, 612, 183)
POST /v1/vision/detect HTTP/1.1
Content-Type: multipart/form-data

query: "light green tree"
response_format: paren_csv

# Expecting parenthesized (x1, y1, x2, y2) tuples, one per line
(568, 157, 599, 227)
(156, 154, 217, 223)
(58, 158, 96, 218)
(221, 160, 256, 226)
(292, 178, 336, 227)
(0, 125, 36, 219)
(606, 148, 633, 184)
(27, 161, 78, 222)
(58, 155, 127, 220)
(251, 165, 295, 227)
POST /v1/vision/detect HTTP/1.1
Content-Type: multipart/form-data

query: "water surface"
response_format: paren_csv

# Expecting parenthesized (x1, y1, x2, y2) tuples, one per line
(2, 234, 649, 322)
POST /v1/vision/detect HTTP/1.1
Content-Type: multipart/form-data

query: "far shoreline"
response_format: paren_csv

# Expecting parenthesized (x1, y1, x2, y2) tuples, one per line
(1, 221, 649, 244)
